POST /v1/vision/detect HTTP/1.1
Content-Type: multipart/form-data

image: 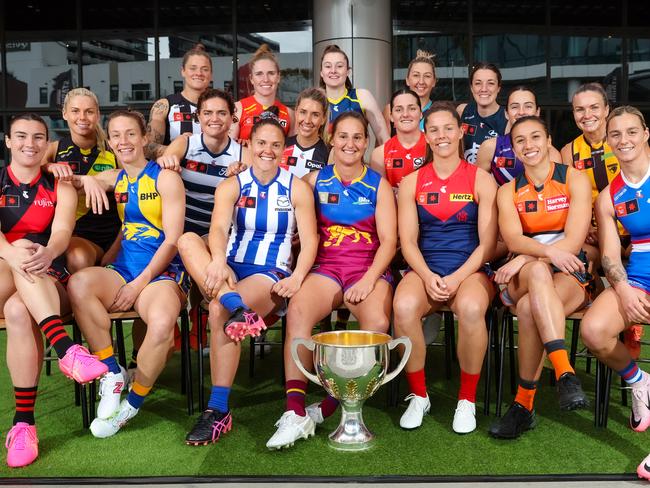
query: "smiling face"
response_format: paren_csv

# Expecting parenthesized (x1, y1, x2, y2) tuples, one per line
(198, 96, 233, 139)
(607, 113, 650, 164)
(572, 90, 609, 137)
(506, 90, 539, 123)
(510, 119, 551, 169)
(295, 98, 326, 140)
(320, 52, 349, 90)
(250, 59, 280, 98)
(391, 93, 422, 134)
(251, 123, 284, 173)
(406, 62, 436, 100)
(470, 68, 500, 109)
(182, 54, 212, 92)
(63, 95, 99, 139)
(5, 119, 48, 168)
(332, 117, 368, 167)
(107, 116, 147, 166)
(424, 110, 463, 159)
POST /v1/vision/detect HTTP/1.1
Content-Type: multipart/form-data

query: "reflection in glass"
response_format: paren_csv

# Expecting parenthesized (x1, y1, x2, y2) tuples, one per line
(628, 39, 650, 103)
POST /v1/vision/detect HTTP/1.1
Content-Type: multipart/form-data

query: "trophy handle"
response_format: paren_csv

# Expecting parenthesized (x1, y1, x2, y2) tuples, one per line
(291, 338, 321, 385)
(382, 337, 412, 385)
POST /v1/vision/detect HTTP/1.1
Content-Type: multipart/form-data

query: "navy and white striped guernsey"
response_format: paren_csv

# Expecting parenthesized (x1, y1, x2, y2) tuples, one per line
(226, 167, 296, 273)
(181, 134, 243, 235)
(164, 93, 201, 145)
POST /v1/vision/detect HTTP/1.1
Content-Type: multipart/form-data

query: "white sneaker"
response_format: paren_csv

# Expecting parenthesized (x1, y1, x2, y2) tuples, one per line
(97, 366, 127, 419)
(422, 314, 442, 345)
(90, 399, 139, 438)
(266, 411, 316, 450)
(452, 399, 476, 434)
(400, 393, 431, 429)
(305, 402, 325, 425)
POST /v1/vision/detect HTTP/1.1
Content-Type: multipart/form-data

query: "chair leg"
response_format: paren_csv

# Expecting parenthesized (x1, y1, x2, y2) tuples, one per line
(180, 309, 194, 415)
(496, 310, 509, 418)
(280, 316, 287, 385)
(444, 312, 453, 380)
(45, 339, 52, 376)
(72, 324, 82, 407)
(594, 360, 603, 427)
(115, 320, 127, 368)
(80, 384, 90, 429)
(602, 366, 613, 429)
(508, 315, 516, 395)
(569, 319, 580, 367)
(483, 309, 493, 416)
(621, 376, 628, 407)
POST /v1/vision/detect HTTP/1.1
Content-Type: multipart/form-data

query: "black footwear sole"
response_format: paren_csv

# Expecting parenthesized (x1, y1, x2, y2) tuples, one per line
(559, 397, 590, 411)
(488, 418, 537, 439)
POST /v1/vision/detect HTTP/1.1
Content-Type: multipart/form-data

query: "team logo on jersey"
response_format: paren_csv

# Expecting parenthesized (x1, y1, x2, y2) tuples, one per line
(66, 161, 81, 174)
(496, 157, 515, 169)
(286, 156, 298, 166)
(185, 160, 208, 173)
(574, 158, 594, 170)
(237, 196, 257, 208)
(123, 222, 160, 240)
(306, 159, 325, 170)
(517, 200, 538, 213)
(457, 210, 468, 222)
(615, 199, 639, 217)
(173, 113, 193, 122)
(390, 158, 404, 169)
(461, 123, 476, 136)
(417, 192, 439, 205)
(0, 195, 19, 207)
(607, 163, 619, 174)
(545, 195, 569, 212)
(323, 225, 372, 247)
(450, 193, 474, 202)
(115, 192, 129, 203)
(327, 193, 340, 204)
(413, 157, 425, 169)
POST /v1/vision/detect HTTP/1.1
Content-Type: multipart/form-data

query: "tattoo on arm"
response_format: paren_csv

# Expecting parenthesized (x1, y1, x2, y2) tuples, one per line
(602, 255, 627, 286)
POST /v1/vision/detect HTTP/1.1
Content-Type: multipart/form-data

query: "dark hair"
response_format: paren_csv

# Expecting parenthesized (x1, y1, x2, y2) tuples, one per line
(406, 49, 436, 80)
(197, 88, 235, 116)
(249, 43, 280, 73)
(182, 43, 212, 70)
(250, 116, 286, 143)
(607, 105, 648, 133)
(8, 113, 49, 140)
(507, 85, 538, 107)
(106, 109, 147, 136)
(572, 82, 609, 108)
(295, 87, 328, 140)
(423, 101, 463, 162)
(319, 44, 353, 91)
(330, 111, 368, 139)
(390, 88, 421, 111)
(469, 62, 502, 86)
(510, 115, 549, 138)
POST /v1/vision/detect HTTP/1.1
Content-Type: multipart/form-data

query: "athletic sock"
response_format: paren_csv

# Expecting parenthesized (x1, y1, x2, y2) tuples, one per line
(619, 360, 644, 385)
(544, 339, 575, 380)
(126, 381, 151, 409)
(285, 380, 308, 416)
(94, 345, 121, 374)
(219, 292, 247, 314)
(514, 378, 538, 412)
(13, 386, 38, 425)
(39, 315, 74, 359)
(406, 369, 428, 398)
(207, 385, 231, 414)
(320, 395, 339, 419)
(458, 370, 480, 403)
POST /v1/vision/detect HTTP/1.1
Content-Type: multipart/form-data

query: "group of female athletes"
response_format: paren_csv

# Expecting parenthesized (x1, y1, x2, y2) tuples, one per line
(2, 42, 650, 478)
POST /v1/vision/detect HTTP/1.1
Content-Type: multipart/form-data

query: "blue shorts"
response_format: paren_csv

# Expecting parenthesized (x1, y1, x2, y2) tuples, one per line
(227, 260, 289, 284)
(628, 251, 650, 295)
(107, 261, 190, 295)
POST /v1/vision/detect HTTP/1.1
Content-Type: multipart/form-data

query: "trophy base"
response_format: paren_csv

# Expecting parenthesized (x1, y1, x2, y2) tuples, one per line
(327, 410, 375, 451)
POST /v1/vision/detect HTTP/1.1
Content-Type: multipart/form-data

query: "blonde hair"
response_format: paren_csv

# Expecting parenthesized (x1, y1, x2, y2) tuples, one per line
(607, 105, 648, 132)
(407, 49, 436, 79)
(249, 43, 280, 73)
(62, 87, 107, 153)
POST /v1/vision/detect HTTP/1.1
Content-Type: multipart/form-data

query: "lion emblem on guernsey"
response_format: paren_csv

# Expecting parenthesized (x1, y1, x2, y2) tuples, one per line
(122, 222, 160, 240)
(323, 225, 372, 247)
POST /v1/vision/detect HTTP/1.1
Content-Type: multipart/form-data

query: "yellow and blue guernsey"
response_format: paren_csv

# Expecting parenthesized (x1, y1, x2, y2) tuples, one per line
(108, 160, 188, 293)
(327, 88, 364, 134)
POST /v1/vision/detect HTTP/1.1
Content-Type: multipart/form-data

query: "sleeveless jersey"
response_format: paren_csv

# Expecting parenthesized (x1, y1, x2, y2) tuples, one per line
(513, 162, 570, 245)
(164, 93, 201, 145)
(327, 88, 364, 132)
(419, 100, 432, 131)
(181, 134, 243, 234)
(280, 136, 329, 178)
(415, 160, 479, 276)
(226, 167, 296, 273)
(490, 134, 525, 187)
(55, 136, 120, 246)
(314, 165, 381, 268)
(383, 133, 427, 188)
(460, 101, 507, 165)
(238, 96, 291, 141)
(571, 134, 620, 204)
(112, 161, 184, 271)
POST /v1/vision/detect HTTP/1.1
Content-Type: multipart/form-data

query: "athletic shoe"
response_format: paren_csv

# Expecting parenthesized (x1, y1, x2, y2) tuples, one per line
(625, 325, 644, 361)
(5, 423, 38, 468)
(90, 399, 139, 438)
(96, 366, 127, 419)
(224, 307, 266, 341)
(556, 372, 589, 411)
(399, 393, 431, 430)
(637, 452, 650, 480)
(306, 402, 325, 425)
(266, 411, 316, 450)
(488, 402, 536, 439)
(185, 409, 232, 446)
(452, 399, 476, 434)
(631, 372, 650, 432)
(422, 314, 442, 345)
(58, 344, 108, 384)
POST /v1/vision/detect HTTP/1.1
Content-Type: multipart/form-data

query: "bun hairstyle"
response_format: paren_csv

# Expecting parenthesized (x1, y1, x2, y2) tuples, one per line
(319, 44, 353, 91)
(63, 87, 107, 152)
(249, 43, 280, 73)
(182, 42, 212, 70)
(407, 49, 436, 79)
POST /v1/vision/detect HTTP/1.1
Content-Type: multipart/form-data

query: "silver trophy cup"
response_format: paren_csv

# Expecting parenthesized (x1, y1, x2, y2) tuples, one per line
(292, 330, 411, 451)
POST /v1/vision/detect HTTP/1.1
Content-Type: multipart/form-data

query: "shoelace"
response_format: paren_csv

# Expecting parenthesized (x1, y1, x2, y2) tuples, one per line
(69, 346, 99, 366)
(210, 415, 230, 440)
(456, 401, 473, 414)
(244, 312, 260, 330)
(275, 411, 294, 428)
(5, 425, 33, 450)
(632, 388, 650, 416)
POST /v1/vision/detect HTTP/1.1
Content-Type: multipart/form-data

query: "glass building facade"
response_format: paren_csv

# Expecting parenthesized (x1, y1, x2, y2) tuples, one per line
(0, 0, 648, 163)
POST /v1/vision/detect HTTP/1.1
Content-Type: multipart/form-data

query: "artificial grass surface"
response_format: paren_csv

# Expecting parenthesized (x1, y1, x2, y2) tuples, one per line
(0, 322, 647, 478)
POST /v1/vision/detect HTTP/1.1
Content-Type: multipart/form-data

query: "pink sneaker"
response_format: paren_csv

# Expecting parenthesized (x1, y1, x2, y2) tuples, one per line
(58, 344, 108, 384)
(638, 452, 650, 480)
(224, 308, 266, 341)
(5, 423, 38, 468)
(631, 373, 650, 432)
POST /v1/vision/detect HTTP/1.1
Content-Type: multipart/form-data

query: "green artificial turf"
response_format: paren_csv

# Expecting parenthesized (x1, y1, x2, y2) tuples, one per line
(0, 321, 646, 478)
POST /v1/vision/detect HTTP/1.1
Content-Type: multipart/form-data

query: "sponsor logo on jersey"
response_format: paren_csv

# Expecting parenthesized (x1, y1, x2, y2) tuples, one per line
(57, 146, 75, 159)
(496, 157, 515, 169)
(488, 130, 498, 137)
(34, 198, 54, 208)
(306, 159, 325, 170)
(450, 193, 473, 202)
(574, 158, 594, 170)
(276, 195, 291, 208)
(173, 112, 193, 122)
(115, 192, 129, 203)
(140, 192, 159, 201)
(354, 196, 372, 205)
(237, 196, 257, 208)
(517, 200, 538, 213)
(0, 194, 19, 207)
(22, 190, 29, 199)
(545, 195, 569, 212)
(615, 199, 639, 217)
(417, 192, 439, 205)
(461, 123, 476, 135)
(92, 163, 113, 172)
(413, 157, 425, 168)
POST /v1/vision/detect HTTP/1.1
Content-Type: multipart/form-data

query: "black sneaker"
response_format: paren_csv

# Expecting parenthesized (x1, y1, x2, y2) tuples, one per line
(557, 372, 589, 411)
(185, 409, 233, 445)
(488, 402, 536, 439)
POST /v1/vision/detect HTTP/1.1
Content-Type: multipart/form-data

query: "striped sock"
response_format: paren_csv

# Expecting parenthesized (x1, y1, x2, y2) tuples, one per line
(619, 360, 643, 385)
(94, 345, 121, 374)
(514, 378, 538, 412)
(126, 381, 151, 409)
(13, 386, 38, 425)
(406, 369, 428, 398)
(285, 380, 307, 416)
(207, 385, 231, 413)
(39, 315, 74, 359)
(544, 339, 575, 380)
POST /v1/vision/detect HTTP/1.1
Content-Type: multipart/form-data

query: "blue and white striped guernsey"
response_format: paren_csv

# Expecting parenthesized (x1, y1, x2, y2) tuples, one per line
(226, 166, 296, 273)
(181, 134, 243, 235)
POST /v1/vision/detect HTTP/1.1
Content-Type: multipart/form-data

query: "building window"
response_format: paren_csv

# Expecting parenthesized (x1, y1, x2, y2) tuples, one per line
(39, 87, 48, 104)
(110, 84, 119, 102)
(173, 80, 183, 93)
(131, 83, 151, 101)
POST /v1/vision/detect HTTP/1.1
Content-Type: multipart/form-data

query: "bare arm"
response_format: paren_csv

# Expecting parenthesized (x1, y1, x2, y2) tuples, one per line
(369, 145, 386, 177)
(397, 172, 432, 281)
(560, 142, 573, 165)
(287, 107, 296, 137)
(595, 190, 625, 287)
(549, 144, 562, 164)
(456, 103, 467, 117)
(358, 89, 390, 145)
(208, 177, 239, 262)
(476, 137, 496, 174)
(382, 103, 391, 135)
(157, 135, 189, 172)
(364, 177, 397, 281)
(229, 101, 243, 141)
(284, 178, 318, 283)
(145, 98, 170, 160)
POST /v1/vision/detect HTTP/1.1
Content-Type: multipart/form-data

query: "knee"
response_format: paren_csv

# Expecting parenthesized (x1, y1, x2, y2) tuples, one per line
(66, 245, 94, 273)
(145, 315, 176, 346)
(177, 232, 200, 260)
(3, 296, 32, 332)
(527, 261, 553, 286)
(360, 313, 390, 333)
(580, 317, 611, 352)
(393, 295, 423, 329)
(455, 298, 486, 326)
(286, 300, 320, 335)
(67, 270, 95, 303)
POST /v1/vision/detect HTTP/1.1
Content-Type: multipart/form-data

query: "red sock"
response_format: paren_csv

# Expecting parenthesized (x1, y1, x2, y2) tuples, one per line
(320, 395, 339, 418)
(458, 370, 480, 403)
(13, 386, 38, 425)
(406, 369, 427, 398)
(285, 380, 307, 416)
